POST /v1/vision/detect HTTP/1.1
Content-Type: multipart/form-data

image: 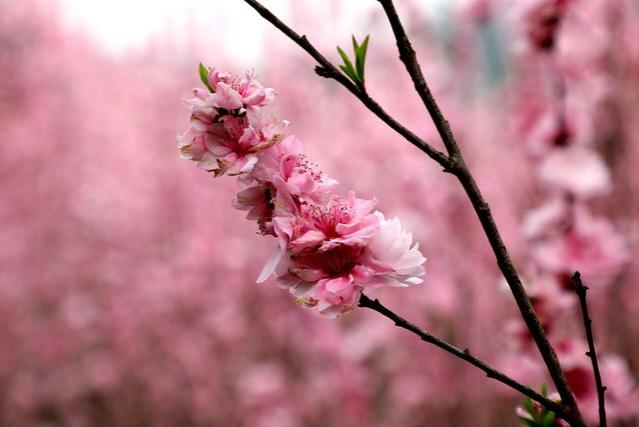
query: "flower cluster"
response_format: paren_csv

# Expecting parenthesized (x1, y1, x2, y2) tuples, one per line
(177, 67, 286, 176)
(178, 66, 425, 317)
(505, 1, 637, 423)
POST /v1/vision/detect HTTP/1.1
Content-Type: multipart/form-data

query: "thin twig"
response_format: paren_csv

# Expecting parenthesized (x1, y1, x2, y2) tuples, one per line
(573, 272, 607, 427)
(375, 1, 584, 424)
(376, 0, 459, 159)
(241, 1, 586, 425)
(358, 294, 569, 419)
(242, 0, 449, 167)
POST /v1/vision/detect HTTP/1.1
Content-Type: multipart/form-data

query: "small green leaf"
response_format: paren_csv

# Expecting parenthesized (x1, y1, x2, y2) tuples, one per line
(199, 62, 213, 92)
(541, 411, 556, 427)
(523, 397, 535, 417)
(337, 46, 360, 84)
(355, 35, 370, 84)
(339, 64, 359, 83)
(352, 35, 360, 54)
(540, 383, 548, 398)
(337, 47, 356, 73)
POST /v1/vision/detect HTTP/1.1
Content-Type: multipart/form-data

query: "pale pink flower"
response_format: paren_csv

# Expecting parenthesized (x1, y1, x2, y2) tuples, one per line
(178, 106, 288, 176)
(524, 112, 574, 158)
(208, 68, 276, 109)
(232, 181, 276, 234)
(232, 135, 338, 234)
(205, 109, 288, 176)
(177, 111, 219, 171)
(539, 146, 611, 198)
(272, 192, 380, 254)
(522, 196, 570, 239)
(178, 67, 286, 176)
(366, 213, 427, 287)
(185, 87, 219, 116)
(250, 135, 339, 202)
(598, 356, 639, 421)
(532, 207, 628, 285)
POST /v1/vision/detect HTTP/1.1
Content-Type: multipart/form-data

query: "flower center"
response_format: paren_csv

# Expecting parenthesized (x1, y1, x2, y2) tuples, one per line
(292, 245, 365, 277)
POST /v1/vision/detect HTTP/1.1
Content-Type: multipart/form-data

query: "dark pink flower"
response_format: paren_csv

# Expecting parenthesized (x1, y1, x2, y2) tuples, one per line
(261, 213, 425, 317)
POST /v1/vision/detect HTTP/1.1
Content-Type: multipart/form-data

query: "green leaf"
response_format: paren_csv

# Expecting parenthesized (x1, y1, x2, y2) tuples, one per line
(352, 35, 360, 54)
(337, 46, 359, 84)
(523, 397, 535, 417)
(355, 35, 370, 84)
(540, 383, 548, 398)
(337, 47, 356, 73)
(199, 62, 213, 92)
(339, 64, 358, 83)
(518, 417, 538, 427)
(541, 411, 556, 427)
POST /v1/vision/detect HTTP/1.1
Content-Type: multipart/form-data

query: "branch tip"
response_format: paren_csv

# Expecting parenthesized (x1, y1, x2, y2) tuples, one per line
(572, 272, 607, 427)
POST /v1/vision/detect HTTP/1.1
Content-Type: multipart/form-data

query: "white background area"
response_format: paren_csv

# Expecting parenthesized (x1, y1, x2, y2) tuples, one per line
(59, 0, 448, 61)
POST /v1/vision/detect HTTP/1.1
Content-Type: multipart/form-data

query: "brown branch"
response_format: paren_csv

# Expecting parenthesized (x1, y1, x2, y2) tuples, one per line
(376, 0, 459, 159)
(241, 1, 585, 425)
(242, 0, 449, 168)
(573, 272, 607, 427)
(358, 294, 570, 420)
(375, 2, 585, 425)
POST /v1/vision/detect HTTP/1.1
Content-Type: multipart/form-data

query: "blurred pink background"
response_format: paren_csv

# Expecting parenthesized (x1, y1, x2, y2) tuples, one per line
(1, 0, 638, 426)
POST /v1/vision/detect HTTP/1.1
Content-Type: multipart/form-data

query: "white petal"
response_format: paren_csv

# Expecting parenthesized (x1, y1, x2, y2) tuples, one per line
(256, 247, 283, 284)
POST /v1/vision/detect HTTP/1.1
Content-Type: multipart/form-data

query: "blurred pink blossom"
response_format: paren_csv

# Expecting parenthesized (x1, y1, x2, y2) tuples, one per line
(538, 146, 611, 198)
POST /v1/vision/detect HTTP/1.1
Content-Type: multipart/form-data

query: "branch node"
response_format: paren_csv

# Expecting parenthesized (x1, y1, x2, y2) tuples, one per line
(314, 66, 333, 79)
(443, 155, 461, 174)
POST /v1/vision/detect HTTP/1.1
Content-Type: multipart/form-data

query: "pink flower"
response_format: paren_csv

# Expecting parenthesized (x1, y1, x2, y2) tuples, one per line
(531, 207, 628, 285)
(208, 68, 276, 109)
(522, 196, 570, 239)
(539, 146, 611, 199)
(178, 103, 288, 176)
(205, 109, 288, 176)
(232, 135, 339, 234)
(232, 181, 276, 234)
(366, 214, 426, 287)
(177, 110, 219, 171)
(259, 213, 426, 318)
(251, 135, 339, 202)
(597, 356, 639, 421)
(272, 192, 380, 254)
(523, 112, 575, 158)
(178, 67, 286, 176)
